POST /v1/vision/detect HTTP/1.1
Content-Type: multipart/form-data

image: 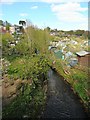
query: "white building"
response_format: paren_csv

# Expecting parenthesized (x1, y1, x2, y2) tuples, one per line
(10, 26, 15, 34)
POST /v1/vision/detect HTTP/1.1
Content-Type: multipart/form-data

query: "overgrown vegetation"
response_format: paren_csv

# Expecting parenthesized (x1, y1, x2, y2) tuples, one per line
(7, 55, 49, 84)
(2, 22, 50, 118)
(49, 56, 89, 108)
(3, 83, 46, 118)
(2, 20, 89, 118)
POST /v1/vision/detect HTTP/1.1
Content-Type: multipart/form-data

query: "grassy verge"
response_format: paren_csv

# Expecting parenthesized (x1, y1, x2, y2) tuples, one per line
(48, 55, 89, 110)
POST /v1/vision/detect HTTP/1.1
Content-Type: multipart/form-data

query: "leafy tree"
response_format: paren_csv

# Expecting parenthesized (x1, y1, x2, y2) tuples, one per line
(75, 30, 85, 36)
(0, 20, 3, 26)
(25, 25, 50, 55)
(19, 20, 26, 26)
(45, 27, 51, 32)
(15, 35, 31, 56)
(67, 30, 74, 35)
(2, 33, 15, 56)
(5, 21, 11, 31)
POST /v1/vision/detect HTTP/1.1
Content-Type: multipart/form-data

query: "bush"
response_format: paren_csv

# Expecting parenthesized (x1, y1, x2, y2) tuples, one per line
(7, 55, 49, 85)
(3, 83, 46, 118)
(3, 55, 49, 118)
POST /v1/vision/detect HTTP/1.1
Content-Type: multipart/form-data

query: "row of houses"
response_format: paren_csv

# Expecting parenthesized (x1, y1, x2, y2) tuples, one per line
(0, 25, 23, 35)
(0, 23, 25, 49)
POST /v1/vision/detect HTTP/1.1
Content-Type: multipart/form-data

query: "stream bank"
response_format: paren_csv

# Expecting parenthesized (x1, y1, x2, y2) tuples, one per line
(41, 69, 89, 119)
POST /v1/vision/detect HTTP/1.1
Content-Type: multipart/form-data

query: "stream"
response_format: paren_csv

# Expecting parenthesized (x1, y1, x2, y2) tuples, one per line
(41, 69, 89, 119)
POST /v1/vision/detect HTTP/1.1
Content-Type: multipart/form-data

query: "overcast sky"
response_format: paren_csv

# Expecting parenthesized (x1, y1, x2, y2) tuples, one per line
(0, 0, 88, 30)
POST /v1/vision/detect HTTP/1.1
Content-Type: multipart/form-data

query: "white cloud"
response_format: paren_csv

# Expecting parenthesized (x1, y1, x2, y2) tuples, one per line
(1, 0, 89, 3)
(31, 6, 38, 9)
(1, 0, 14, 2)
(19, 13, 28, 17)
(0, 0, 15, 4)
(40, 0, 89, 3)
(40, 0, 61, 3)
(51, 2, 88, 30)
(51, 2, 88, 12)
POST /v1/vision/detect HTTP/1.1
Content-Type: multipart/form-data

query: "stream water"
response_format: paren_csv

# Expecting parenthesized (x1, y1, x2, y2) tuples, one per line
(41, 69, 89, 119)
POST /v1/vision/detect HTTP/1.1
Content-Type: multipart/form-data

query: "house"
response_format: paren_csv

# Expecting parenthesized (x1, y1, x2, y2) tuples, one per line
(76, 51, 90, 67)
(76, 51, 89, 57)
(0, 26, 15, 34)
(0, 26, 7, 34)
(9, 26, 15, 34)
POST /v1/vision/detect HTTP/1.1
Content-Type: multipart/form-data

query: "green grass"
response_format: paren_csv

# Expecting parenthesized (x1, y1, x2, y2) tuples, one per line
(71, 69, 89, 105)
(49, 56, 89, 108)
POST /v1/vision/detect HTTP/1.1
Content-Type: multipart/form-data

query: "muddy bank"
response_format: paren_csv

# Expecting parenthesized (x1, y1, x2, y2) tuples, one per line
(41, 69, 89, 119)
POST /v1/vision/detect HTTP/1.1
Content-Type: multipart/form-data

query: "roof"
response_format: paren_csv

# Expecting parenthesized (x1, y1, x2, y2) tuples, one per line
(76, 51, 89, 56)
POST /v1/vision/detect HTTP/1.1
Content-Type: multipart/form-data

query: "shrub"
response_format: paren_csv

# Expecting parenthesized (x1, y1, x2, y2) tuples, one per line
(7, 55, 49, 85)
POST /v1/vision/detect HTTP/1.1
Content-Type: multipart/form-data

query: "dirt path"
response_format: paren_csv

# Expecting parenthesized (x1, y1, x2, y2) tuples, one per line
(41, 69, 89, 119)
